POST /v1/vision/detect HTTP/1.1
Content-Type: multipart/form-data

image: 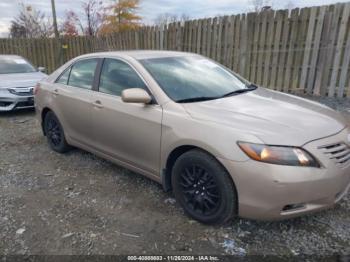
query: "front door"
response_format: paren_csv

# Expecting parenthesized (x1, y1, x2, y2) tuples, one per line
(91, 58, 162, 175)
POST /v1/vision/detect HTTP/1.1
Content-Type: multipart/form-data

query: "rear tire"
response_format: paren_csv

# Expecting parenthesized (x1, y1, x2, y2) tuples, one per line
(171, 149, 237, 225)
(44, 111, 71, 153)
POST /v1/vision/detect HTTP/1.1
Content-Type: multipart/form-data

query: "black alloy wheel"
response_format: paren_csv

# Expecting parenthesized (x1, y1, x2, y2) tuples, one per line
(44, 111, 71, 153)
(180, 164, 221, 216)
(172, 149, 237, 225)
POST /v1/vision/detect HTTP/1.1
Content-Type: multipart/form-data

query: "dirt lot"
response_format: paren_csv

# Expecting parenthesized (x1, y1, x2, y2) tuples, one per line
(0, 96, 350, 257)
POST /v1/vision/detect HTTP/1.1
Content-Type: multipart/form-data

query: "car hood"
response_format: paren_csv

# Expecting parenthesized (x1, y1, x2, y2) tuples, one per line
(182, 88, 347, 146)
(0, 72, 47, 88)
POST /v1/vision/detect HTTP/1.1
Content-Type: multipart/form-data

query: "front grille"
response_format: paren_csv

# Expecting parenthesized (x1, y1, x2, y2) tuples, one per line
(318, 142, 350, 167)
(8, 87, 34, 96)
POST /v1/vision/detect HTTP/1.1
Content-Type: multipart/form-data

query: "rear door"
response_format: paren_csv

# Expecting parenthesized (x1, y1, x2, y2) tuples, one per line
(53, 58, 100, 146)
(91, 58, 162, 175)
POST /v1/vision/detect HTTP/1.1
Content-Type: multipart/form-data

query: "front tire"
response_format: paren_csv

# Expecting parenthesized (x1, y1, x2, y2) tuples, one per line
(44, 111, 71, 153)
(171, 149, 237, 225)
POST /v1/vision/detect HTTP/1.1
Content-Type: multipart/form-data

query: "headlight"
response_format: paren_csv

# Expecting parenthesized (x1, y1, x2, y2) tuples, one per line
(238, 142, 320, 167)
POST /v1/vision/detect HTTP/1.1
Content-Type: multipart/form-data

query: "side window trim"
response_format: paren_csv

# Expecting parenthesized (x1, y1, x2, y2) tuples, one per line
(66, 67, 72, 85)
(96, 57, 158, 104)
(55, 66, 72, 85)
(67, 58, 101, 90)
(55, 57, 102, 90)
(95, 58, 105, 92)
(93, 58, 104, 91)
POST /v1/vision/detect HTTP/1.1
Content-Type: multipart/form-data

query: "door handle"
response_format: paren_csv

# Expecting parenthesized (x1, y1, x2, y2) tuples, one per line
(93, 100, 104, 109)
(53, 89, 59, 96)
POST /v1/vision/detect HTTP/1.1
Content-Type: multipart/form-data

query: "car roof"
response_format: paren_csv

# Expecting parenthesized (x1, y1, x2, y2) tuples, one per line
(80, 50, 198, 60)
(0, 55, 25, 59)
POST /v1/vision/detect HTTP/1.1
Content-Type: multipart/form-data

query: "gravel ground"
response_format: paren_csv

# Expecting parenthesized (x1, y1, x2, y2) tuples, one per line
(0, 96, 349, 258)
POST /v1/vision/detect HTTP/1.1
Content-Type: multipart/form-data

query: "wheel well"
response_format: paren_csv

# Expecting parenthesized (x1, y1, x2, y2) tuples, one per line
(41, 107, 52, 135)
(163, 145, 222, 192)
(163, 145, 239, 216)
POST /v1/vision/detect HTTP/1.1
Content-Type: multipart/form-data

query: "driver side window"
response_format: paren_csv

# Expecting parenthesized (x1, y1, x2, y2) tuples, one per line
(98, 58, 147, 97)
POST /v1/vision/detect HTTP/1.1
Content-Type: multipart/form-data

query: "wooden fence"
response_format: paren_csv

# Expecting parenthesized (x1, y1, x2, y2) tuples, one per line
(1, 2, 350, 97)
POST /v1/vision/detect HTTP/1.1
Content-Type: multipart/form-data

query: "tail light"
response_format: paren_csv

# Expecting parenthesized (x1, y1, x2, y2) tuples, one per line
(34, 83, 40, 95)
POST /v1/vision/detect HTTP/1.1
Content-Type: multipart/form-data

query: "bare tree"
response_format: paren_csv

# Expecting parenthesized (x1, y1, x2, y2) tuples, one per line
(180, 13, 190, 23)
(9, 22, 26, 38)
(61, 0, 103, 36)
(249, 0, 273, 13)
(83, 0, 103, 36)
(9, 4, 53, 38)
(154, 13, 190, 26)
(61, 10, 82, 36)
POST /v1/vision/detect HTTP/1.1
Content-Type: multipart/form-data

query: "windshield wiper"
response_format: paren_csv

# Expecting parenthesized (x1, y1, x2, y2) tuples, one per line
(176, 84, 258, 103)
(176, 96, 219, 103)
(221, 84, 258, 98)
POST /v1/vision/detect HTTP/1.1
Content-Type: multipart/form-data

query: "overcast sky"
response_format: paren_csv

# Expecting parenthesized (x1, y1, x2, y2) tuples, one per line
(0, 0, 349, 37)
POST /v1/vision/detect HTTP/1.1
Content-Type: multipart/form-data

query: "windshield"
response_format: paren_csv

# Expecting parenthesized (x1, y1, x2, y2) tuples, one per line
(0, 57, 37, 74)
(140, 56, 250, 102)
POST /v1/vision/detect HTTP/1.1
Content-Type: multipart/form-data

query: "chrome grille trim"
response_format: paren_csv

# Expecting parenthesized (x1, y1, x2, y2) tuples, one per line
(8, 87, 34, 96)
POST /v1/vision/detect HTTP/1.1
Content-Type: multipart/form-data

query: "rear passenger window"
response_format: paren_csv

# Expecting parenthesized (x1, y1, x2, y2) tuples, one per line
(68, 59, 98, 89)
(99, 58, 147, 96)
(56, 68, 71, 85)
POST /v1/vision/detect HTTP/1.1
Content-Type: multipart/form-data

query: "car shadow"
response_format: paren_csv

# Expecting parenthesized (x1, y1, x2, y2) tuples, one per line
(0, 108, 36, 118)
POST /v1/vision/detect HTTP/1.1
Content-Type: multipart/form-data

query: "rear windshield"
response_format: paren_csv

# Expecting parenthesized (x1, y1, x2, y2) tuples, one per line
(0, 57, 37, 74)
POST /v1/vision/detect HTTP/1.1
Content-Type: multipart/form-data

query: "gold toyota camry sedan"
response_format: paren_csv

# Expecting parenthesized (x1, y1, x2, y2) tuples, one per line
(35, 51, 350, 224)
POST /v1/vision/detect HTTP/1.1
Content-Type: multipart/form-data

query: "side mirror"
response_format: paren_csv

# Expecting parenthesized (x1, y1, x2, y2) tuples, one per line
(121, 88, 152, 104)
(38, 67, 46, 73)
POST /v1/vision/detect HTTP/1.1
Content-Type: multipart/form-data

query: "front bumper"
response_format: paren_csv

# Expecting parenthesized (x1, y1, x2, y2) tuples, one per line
(219, 128, 350, 220)
(0, 91, 34, 111)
